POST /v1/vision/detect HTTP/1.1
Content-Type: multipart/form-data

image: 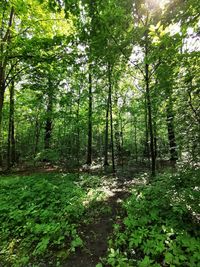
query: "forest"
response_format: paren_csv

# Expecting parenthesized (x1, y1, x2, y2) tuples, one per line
(0, 0, 199, 266)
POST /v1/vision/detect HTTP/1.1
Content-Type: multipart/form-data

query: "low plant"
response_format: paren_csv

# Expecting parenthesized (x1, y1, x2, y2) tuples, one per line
(105, 168, 200, 266)
(0, 173, 100, 266)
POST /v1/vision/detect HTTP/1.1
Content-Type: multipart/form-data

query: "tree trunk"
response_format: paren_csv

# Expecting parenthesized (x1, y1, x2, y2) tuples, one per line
(145, 55, 155, 176)
(34, 113, 40, 158)
(0, 6, 15, 167)
(7, 80, 15, 169)
(104, 89, 109, 166)
(144, 96, 150, 162)
(120, 116, 124, 167)
(134, 118, 138, 162)
(166, 95, 178, 164)
(108, 64, 115, 173)
(76, 87, 81, 169)
(86, 70, 92, 165)
(44, 117, 52, 150)
(0, 81, 5, 166)
(154, 120, 157, 160)
(44, 81, 53, 150)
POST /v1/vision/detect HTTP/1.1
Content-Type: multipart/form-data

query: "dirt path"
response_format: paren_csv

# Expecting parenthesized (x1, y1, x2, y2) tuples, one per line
(63, 174, 142, 267)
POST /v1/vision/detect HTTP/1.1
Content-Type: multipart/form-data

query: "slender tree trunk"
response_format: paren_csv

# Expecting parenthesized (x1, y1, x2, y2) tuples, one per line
(0, 74, 5, 126)
(166, 95, 178, 164)
(0, 53, 6, 167)
(0, 6, 14, 167)
(0, 81, 5, 166)
(154, 120, 157, 160)
(115, 128, 120, 161)
(134, 118, 138, 162)
(120, 117, 124, 167)
(108, 64, 115, 173)
(104, 90, 109, 166)
(44, 117, 52, 150)
(86, 70, 92, 165)
(7, 80, 15, 169)
(144, 96, 150, 162)
(34, 114, 40, 158)
(76, 87, 81, 169)
(44, 82, 53, 150)
(145, 47, 155, 176)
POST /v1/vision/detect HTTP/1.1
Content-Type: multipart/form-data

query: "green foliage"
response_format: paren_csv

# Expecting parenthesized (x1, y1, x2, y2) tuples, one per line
(35, 149, 60, 163)
(106, 168, 200, 266)
(0, 173, 98, 266)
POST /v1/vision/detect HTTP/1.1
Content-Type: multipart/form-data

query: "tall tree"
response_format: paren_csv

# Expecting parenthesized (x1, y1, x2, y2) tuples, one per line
(7, 80, 15, 169)
(0, 5, 14, 165)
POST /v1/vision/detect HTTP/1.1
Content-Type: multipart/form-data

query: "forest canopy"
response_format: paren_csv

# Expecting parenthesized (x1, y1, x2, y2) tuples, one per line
(0, 0, 199, 172)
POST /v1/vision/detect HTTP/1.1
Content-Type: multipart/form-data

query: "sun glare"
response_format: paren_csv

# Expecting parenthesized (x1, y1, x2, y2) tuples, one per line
(159, 0, 170, 9)
(146, 0, 170, 10)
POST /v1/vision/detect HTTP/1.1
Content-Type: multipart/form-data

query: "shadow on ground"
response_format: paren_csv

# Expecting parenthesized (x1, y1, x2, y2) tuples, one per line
(63, 171, 146, 267)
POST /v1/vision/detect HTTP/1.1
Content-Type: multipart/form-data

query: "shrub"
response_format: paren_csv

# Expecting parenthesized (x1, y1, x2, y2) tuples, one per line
(0, 173, 96, 266)
(106, 168, 200, 266)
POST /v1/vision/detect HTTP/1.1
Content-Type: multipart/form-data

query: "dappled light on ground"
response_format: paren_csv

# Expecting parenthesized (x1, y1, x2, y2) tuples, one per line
(0, 168, 199, 266)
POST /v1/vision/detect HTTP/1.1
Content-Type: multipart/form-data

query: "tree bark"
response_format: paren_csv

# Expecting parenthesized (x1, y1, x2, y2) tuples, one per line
(145, 38, 156, 176)
(0, 80, 5, 166)
(166, 95, 178, 164)
(134, 118, 138, 162)
(108, 64, 115, 173)
(0, 6, 14, 167)
(44, 79, 53, 150)
(86, 70, 92, 165)
(7, 80, 15, 169)
(104, 88, 110, 166)
(34, 113, 40, 158)
(120, 116, 124, 167)
(144, 95, 150, 162)
(76, 86, 81, 168)
(154, 120, 157, 160)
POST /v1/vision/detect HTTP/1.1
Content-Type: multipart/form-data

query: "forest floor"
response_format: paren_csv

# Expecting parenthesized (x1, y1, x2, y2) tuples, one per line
(63, 167, 147, 267)
(14, 164, 147, 267)
(0, 163, 148, 267)
(1, 165, 199, 267)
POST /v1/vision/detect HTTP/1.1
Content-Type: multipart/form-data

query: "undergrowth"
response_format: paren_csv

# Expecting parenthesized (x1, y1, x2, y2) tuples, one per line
(0, 173, 101, 266)
(105, 168, 200, 267)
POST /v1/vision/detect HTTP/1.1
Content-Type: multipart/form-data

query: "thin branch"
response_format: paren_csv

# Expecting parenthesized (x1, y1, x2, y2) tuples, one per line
(188, 90, 200, 123)
(149, 59, 161, 78)
(5, 66, 29, 89)
(5, 59, 20, 82)
(2, 6, 14, 42)
(11, 26, 31, 38)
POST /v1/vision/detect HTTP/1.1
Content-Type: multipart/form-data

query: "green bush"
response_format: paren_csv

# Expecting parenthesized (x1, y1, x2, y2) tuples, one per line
(34, 149, 60, 163)
(106, 168, 200, 266)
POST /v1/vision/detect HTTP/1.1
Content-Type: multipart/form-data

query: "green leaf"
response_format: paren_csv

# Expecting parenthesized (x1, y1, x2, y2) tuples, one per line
(139, 256, 153, 267)
(165, 252, 174, 264)
(34, 237, 50, 255)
